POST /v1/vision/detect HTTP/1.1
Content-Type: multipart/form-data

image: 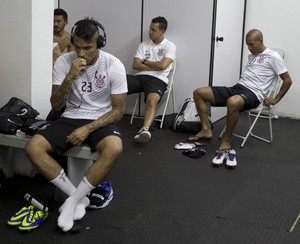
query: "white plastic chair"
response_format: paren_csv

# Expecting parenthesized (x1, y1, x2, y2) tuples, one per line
(219, 48, 284, 148)
(130, 60, 177, 128)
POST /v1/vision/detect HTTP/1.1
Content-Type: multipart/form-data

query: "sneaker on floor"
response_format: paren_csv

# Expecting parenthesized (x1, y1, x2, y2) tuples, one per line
(134, 128, 151, 143)
(212, 149, 228, 167)
(7, 205, 34, 226)
(18, 208, 48, 231)
(88, 181, 113, 209)
(226, 149, 237, 169)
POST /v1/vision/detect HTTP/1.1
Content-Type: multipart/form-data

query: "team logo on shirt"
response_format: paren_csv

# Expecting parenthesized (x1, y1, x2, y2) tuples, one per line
(257, 55, 267, 64)
(95, 74, 107, 88)
(157, 48, 165, 56)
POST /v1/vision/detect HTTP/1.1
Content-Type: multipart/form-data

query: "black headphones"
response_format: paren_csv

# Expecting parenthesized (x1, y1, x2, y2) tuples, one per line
(70, 19, 106, 49)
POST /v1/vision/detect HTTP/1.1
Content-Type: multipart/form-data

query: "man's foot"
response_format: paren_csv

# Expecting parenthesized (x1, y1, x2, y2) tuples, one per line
(187, 130, 213, 142)
(134, 128, 151, 143)
(187, 135, 212, 142)
(58, 198, 77, 232)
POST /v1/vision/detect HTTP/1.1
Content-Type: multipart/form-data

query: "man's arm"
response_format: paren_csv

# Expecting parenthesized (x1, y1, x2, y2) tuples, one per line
(85, 93, 127, 133)
(264, 71, 292, 106)
(133, 57, 173, 71)
(51, 57, 87, 110)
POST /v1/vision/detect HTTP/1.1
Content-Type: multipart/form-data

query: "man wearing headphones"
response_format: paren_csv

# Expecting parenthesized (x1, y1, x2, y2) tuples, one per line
(127, 16, 176, 143)
(25, 18, 127, 232)
(53, 8, 74, 64)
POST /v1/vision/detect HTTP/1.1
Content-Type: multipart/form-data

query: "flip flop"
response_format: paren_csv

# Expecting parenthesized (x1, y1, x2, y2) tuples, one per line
(182, 148, 206, 158)
(187, 135, 212, 142)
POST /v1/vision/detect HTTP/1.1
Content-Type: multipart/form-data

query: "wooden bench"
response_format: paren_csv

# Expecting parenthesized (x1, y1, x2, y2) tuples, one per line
(0, 133, 99, 186)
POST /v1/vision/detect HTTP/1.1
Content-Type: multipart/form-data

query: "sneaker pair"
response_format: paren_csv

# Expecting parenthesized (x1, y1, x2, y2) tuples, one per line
(7, 205, 48, 231)
(212, 149, 237, 168)
(134, 128, 151, 143)
(87, 181, 113, 209)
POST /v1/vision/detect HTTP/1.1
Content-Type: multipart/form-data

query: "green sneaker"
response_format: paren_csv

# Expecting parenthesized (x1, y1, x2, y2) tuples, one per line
(7, 205, 34, 226)
(18, 208, 48, 231)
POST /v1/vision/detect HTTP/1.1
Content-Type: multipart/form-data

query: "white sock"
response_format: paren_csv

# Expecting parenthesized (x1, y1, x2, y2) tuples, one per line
(57, 177, 94, 232)
(51, 169, 90, 220)
(50, 169, 76, 196)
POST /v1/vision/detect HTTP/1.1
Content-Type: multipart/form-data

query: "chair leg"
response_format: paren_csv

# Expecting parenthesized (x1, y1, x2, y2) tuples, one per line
(159, 89, 172, 129)
(130, 96, 139, 125)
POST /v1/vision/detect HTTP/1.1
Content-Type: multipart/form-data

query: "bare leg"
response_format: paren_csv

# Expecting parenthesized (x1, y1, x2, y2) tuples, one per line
(142, 93, 160, 128)
(191, 87, 214, 139)
(218, 95, 245, 150)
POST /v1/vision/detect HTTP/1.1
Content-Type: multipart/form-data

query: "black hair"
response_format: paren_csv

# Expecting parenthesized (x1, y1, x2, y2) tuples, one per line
(54, 8, 68, 21)
(152, 16, 168, 31)
(73, 18, 99, 42)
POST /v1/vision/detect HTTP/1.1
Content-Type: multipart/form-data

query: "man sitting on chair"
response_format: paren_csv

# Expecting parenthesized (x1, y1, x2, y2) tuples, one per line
(190, 29, 292, 167)
(127, 16, 176, 143)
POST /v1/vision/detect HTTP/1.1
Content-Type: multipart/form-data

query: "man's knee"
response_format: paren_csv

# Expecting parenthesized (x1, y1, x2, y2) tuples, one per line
(193, 87, 213, 102)
(146, 93, 160, 107)
(97, 136, 123, 157)
(227, 96, 244, 111)
(25, 135, 48, 157)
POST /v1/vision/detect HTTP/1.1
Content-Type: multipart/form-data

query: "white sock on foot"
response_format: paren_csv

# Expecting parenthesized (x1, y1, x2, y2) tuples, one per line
(57, 197, 77, 232)
(73, 197, 90, 221)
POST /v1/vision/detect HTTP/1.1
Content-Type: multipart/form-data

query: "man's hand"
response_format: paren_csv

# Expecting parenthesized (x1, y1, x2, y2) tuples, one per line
(263, 96, 276, 106)
(65, 125, 90, 146)
(68, 58, 87, 79)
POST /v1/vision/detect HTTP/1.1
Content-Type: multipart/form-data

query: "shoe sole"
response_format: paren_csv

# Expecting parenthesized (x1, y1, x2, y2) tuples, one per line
(134, 134, 151, 143)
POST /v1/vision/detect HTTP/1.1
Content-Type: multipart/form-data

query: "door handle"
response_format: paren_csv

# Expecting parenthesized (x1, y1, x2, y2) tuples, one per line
(216, 36, 224, 42)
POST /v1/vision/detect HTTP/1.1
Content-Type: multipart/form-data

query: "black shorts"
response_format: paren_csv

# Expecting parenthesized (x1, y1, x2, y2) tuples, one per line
(126, 74, 168, 103)
(37, 117, 121, 155)
(211, 84, 260, 111)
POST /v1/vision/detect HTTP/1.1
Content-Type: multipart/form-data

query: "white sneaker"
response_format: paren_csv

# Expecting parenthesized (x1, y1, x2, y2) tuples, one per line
(226, 149, 237, 169)
(134, 128, 151, 143)
(212, 149, 228, 167)
(174, 142, 196, 150)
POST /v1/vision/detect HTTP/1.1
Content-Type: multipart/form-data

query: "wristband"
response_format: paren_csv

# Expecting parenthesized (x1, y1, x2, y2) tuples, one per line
(141, 59, 147, 64)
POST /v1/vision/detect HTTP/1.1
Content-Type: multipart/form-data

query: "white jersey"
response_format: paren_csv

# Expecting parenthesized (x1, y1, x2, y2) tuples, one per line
(53, 50, 127, 120)
(238, 48, 287, 102)
(134, 38, 176, 84)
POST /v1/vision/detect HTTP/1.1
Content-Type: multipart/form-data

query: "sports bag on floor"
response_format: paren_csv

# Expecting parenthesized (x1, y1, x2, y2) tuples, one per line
(173, 97, 213, 133)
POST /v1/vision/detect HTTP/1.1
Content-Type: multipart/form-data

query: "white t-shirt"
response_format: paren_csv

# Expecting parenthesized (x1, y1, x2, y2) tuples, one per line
(53, 50, 127, 120)
(134, 38, 176, 84)
(238, 48, 287, 102)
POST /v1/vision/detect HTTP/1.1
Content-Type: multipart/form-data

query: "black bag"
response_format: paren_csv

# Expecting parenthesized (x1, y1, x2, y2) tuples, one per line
(155, 113, 178, 128)
(0, 97, 40, 134)
(0, 112, 24, 134)
(173, 97, 213, 133)
(0, 97, 39, 119)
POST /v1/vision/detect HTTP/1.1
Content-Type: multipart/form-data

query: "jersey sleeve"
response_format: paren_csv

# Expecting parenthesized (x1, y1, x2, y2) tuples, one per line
(109, 58, 128, 95)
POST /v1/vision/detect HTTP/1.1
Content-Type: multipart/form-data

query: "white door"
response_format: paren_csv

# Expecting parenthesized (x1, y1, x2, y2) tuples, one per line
(210, 0, 246, 122)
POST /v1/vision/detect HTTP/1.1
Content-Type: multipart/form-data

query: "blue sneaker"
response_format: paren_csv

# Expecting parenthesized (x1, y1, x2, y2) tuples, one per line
(18, 208, 48, 231)
(88, 181, 113, 209)
(7, 205, 34, 226)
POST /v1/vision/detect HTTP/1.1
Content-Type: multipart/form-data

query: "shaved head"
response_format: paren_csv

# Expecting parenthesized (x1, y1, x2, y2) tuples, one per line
(246, 29, 263, 42)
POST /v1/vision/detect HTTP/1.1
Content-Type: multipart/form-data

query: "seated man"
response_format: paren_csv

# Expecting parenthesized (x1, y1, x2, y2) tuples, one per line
(127, 16, 176, 143)
(53, 8, 74, 64)
(25, 18, 127, 232)
(191, 29, 292, 167)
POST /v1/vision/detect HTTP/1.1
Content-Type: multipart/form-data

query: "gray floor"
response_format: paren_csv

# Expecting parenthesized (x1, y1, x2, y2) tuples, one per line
(1, 113, 300, 244)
